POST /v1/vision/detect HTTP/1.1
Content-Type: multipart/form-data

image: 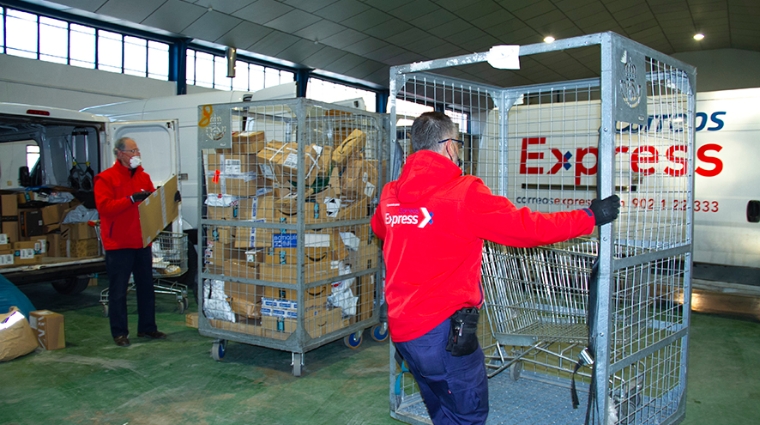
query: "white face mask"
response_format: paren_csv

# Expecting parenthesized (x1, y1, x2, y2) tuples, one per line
(129, 156, 142, 169)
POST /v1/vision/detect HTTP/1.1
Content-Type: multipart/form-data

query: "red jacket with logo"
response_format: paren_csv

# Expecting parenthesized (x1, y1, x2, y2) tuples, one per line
(371, 150, 596, 343)
(94, 161, 155, 251)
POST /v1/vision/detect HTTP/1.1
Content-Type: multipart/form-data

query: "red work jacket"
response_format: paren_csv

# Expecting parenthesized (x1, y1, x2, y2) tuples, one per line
(371, 150, 595, 343)
(94, 160, 155, 251)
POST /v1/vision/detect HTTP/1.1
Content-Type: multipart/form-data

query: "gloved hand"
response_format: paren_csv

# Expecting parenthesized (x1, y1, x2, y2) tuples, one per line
(589, 195, 621, 226)
(174, 190, 181, 203)
(130, 191, 151, 203)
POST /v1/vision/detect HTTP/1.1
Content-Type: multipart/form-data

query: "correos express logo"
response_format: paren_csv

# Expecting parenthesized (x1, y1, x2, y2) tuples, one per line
(385, 206, 433, 228)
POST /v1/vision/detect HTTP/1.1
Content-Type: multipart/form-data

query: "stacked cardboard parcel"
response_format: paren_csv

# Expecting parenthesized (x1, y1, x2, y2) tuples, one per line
(202, 121, 382, 340)
(0, 192, 98, 269)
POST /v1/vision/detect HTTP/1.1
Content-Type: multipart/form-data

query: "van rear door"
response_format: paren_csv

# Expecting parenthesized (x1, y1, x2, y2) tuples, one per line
(106, 120, 181, 228)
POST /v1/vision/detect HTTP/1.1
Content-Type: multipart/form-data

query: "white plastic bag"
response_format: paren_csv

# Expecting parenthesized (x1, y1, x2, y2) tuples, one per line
(61, 205, 98, 223)
(327, 262, 358, 316)
(202, 279, 235, 322)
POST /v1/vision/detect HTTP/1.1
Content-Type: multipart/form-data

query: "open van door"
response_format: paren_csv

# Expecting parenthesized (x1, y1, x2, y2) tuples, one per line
(106, 120, 180, 230)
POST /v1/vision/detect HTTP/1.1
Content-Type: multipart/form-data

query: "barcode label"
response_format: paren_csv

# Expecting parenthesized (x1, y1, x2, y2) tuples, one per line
(283, 153, 298, 168)
(224, 159, 242, 174)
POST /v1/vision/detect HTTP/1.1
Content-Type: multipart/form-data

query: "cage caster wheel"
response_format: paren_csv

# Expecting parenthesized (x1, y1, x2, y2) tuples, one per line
(509, 361, 523, 381)
(211, 339, 227, 361)
(178, 297, 188, 314)
(370, 324, 388, 342)
(344, 332, 363, 349)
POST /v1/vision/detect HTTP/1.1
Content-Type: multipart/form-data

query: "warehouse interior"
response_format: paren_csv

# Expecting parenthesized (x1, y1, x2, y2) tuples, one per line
(2, 1, 760, 424)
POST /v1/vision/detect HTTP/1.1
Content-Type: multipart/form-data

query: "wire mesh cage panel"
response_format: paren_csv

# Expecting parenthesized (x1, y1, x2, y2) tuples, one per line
(196, 98, 388, 375)
(152, 232, 188, 277)
(389, 32, 694, 425)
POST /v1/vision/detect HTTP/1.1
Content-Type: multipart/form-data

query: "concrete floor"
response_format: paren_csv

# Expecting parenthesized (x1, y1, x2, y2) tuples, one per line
(1, 279, 759, 425)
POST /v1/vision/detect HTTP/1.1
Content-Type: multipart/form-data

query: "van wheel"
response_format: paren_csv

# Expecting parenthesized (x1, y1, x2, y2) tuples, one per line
(52, 276, 90, 295)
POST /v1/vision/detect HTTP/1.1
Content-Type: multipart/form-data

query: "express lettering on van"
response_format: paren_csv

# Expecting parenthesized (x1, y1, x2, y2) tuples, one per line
(519, 129, 724, 184)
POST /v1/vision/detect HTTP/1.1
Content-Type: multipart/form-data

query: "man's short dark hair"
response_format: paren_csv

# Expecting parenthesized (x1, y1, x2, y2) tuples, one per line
(410, 112, 457, 152)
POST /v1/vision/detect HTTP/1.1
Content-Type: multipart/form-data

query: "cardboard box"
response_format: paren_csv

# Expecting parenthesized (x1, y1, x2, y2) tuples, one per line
(60, 222, 97, 240)
(256, 141, 321, 186)
(258, 259, 338, 285)
(262, 283, 330, 301)
(332, 129, 366, 166)
(232, 225, 273, 249)
(348, 242, 380, 272)
(208, 318, 265, 337)
(0, 249, 14, 267)
(228, 297, 261, 319)
(16, 191, 46, 205)
(1, 221, 18, 243)
(341, 159, 379, 200)
(225, 281, 261, 299)
(19, 209, 45, 237)
(316, 146, 333, 178)
(260, 307, 347, 338)
(207, 243, 251, 265)
(206, 225, 234, 245)
(223, 259, 258, 279)
(185, 312, 198, 328)
(256, 195, 328, 225)
(12, 241, 42, 265)
(205, 173, 267, 197)
(207, 153, 259, 175)
(28, 310, 65, 350)
(40, 204, 67, 225)
(224, 281, 262, 318)
(138, 175, 179, 248)
(232, 131, 267, 154)
(0, 308, 38, 361)
(46, 233, 62, 257)
(1, 194, 18, 217)
(30, 236, 48, 256)
(62, 238, 99, 258)
(263, 230, 340, 265)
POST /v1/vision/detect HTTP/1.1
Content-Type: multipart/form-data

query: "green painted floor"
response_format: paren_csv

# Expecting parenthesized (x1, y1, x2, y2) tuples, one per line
(1, 280, 759, 425)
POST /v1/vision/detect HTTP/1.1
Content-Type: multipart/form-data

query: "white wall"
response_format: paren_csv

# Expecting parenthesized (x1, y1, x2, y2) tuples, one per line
(0, 53, 216, 110)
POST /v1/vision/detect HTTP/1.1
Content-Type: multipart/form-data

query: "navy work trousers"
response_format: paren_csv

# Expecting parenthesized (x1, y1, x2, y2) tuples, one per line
(105, 247, 157, 338)
(395, 319, 489, 425)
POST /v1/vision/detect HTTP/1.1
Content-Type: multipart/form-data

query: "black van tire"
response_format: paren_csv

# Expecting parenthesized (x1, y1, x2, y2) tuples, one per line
(52, 275, 90, 295)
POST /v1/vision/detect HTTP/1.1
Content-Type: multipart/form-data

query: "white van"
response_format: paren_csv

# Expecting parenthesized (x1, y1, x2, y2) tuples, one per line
(0, 83, 296, 295)
(498, 87, 760, 280)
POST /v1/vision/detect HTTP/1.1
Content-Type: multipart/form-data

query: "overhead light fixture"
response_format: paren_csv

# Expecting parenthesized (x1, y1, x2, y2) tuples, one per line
(693, 33, 705, 41)
(544, 36, 555, 43)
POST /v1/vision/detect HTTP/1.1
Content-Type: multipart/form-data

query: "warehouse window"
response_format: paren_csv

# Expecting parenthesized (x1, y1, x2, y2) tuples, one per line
(0, 6, 169, 80)
(391, 99, 468, 132)
(186, 48, 295, 91)
(306, 78, 378, 112)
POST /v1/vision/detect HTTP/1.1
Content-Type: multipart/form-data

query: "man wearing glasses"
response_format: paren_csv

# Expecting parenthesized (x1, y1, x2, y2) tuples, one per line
(371, 111, 620, 424)
(94, 137, 166, 347)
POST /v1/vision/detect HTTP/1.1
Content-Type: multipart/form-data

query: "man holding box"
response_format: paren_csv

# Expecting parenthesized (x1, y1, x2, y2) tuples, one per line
(94, 137, 165, 347)
(371, 112, 620, 424)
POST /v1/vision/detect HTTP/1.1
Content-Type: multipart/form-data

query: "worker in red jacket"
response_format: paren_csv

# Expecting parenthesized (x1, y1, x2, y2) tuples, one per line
(94, 137, 166, 347)
(371, 112, 620, 424)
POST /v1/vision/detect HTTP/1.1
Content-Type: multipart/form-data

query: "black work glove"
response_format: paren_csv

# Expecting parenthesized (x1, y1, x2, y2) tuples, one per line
(589, 195, 620, 226)
(174, 190, 181, 203)
(130, 191, 151, 203)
